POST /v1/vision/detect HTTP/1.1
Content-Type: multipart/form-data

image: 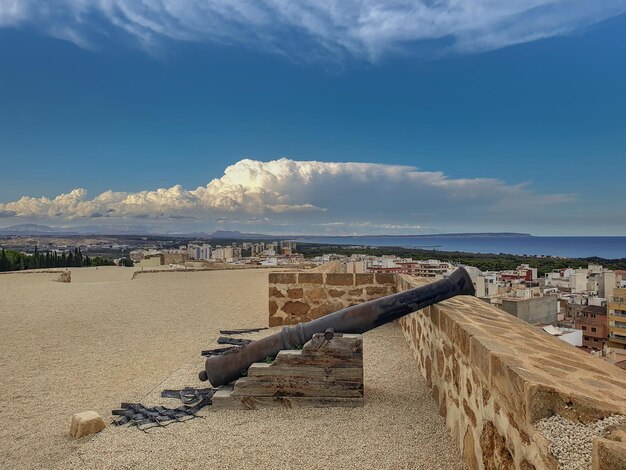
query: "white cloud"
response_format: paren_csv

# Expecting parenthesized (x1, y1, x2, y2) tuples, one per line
(0, 1, 624, 61)
(0, 158, 574, 233)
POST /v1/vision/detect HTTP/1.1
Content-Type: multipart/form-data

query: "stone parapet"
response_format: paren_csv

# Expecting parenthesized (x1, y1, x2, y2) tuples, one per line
(265, 271, 626, 468)
(268, 271, 397, 326)
(395, 274, 626, 470)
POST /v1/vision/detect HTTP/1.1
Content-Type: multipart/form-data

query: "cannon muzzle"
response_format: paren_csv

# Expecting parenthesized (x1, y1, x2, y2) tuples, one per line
(200, 267, 474, 387)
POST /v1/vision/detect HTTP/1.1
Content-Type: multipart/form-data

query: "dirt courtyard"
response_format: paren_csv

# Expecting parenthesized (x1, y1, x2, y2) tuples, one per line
(0, 267, 466, 469)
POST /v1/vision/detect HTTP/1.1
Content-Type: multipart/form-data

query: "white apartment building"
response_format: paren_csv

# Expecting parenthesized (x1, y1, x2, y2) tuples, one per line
(188, 243, 211, 260)
(475, 273, 498, 298)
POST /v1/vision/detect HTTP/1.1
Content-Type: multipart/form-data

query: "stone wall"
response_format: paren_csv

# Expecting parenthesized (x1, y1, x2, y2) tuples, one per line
(266, 271, 626, 469)
(396, 275, 626, 470)
(268, 271, 397, 326)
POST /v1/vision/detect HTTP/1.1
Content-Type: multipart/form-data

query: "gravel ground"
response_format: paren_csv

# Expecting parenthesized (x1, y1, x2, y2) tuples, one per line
(536, 414, 625, 470)
(0, 267, 466, 470)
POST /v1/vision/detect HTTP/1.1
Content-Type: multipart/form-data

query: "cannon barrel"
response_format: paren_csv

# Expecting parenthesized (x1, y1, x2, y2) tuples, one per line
(200, 267, 475, 386)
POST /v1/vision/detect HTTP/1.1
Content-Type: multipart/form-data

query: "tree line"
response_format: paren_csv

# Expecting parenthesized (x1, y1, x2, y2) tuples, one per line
(0, 247, 116, 272)
(297, 243, 626, 277)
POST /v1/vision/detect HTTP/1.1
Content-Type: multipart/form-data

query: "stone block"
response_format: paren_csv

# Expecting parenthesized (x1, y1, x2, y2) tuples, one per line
(308, 302, 342, 319)
(287, 288, 304, 299)
(489, 355, 526, 418)
(375, 273, 396, 285)
(269, 315, 285, 327)
(269, 300, 278, 316)
(435, 349, 445, 377)
(269, 286, 284, 298)
(463, 428, 479, 470)
(298, 273, 323, 284)
(69, 411, 106, 438)
(480, 420, 514, 470)
(282, 301, 310, 317)
(593, 437, 626, 470)
(328, 289, 345, 298)
(469, 335, 509, 383)
(438, 309, 483, 358)
(325, 274, 355, 286)
(365, 286, 388, 296)
(463, 398, 476, 426)
(430, 305, 440, 326)
(307, 287, 327, 301)
(354, 273, 374, 284)
(439, 393, 448, 418)
(268, 272, 297, 284)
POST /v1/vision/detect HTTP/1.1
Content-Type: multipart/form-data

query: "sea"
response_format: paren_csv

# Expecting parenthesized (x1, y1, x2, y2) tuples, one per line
(294, 236, 626, 259)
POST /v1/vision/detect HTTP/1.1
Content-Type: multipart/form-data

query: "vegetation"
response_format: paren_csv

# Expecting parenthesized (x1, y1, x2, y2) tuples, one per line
(296, 243, 626, 277)
(118, 257, 135, 267)
(0, 247, 116, 272)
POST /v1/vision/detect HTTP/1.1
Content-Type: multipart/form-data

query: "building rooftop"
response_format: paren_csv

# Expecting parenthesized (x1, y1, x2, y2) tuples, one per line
(0, 268, 466, 470)
(580, 305, 607, 315)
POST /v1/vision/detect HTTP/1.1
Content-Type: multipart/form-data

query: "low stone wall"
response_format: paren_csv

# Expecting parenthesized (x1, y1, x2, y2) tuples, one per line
(396, 275, 626, 470)
(268, 272, 396, 326)
(266, 271, 626, 469)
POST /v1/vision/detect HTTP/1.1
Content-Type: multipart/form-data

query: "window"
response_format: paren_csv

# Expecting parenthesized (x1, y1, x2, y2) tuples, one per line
(593, 338, 598, 342)
(582, 326, 587, 330)
(591, 327, 597, 332)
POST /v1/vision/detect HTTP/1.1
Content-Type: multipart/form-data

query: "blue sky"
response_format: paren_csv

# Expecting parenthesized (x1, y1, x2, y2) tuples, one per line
(0, 2, 625, 235)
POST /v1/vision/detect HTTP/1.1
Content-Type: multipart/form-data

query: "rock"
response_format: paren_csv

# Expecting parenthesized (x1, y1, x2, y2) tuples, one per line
(69, 411, 106, 438)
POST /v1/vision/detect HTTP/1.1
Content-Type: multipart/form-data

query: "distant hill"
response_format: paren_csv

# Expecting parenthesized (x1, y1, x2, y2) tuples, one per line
(0, 224, 532, 239)
(0, 223, 156, 236)
(208, 230, 531, 240)
(358, 232, 532, 239)
(210, 230, 278, 239)
(0, 224, 75, 235)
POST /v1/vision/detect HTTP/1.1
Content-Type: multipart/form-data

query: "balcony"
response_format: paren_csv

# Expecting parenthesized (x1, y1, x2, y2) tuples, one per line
(608, 324, 626, 336)
(608, 334, 626, 344)
(609, 297, 626, 311)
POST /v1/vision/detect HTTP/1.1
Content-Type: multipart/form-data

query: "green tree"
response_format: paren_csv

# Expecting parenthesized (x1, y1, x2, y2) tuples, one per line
(0, 248, 8, 272)
(118, 257, 134, 267)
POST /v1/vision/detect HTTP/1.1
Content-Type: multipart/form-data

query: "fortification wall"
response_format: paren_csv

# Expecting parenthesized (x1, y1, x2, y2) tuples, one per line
(267, 271, 626, 469)
(396, 275, 626, 470)
(268, 271, 396, 326)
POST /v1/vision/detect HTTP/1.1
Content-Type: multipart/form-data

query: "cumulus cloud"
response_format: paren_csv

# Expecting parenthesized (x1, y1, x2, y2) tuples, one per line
(0, 158, 574, 233)
(0, 1, 624, 61)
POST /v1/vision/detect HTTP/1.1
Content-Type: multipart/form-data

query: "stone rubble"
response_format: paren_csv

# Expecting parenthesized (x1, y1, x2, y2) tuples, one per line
(536, 413, 625, 470)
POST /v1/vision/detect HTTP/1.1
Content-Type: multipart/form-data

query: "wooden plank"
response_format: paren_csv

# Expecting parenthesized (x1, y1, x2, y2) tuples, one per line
(247, 363, 363, 380)
(212, 388, 364, 411)
(233, 376, 364, 398)
(272, 351, 363, 368)
(299, 334, 362, 354)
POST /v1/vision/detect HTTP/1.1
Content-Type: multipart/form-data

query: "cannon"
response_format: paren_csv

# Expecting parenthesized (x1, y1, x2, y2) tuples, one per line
(199, 267, 475, 387)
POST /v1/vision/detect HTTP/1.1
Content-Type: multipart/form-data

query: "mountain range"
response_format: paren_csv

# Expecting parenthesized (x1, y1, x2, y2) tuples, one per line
(0, 224, 531, 239)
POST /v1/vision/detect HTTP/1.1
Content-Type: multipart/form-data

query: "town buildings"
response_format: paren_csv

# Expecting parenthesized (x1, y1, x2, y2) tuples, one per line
(130, 240, 300, 268)
(279, 240, 297, 255)
(608, 287, 626, 350)
(575, 305, 608, 351)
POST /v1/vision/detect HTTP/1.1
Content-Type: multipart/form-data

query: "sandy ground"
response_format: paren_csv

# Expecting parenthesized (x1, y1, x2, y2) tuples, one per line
(0, 267, 466, 470)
